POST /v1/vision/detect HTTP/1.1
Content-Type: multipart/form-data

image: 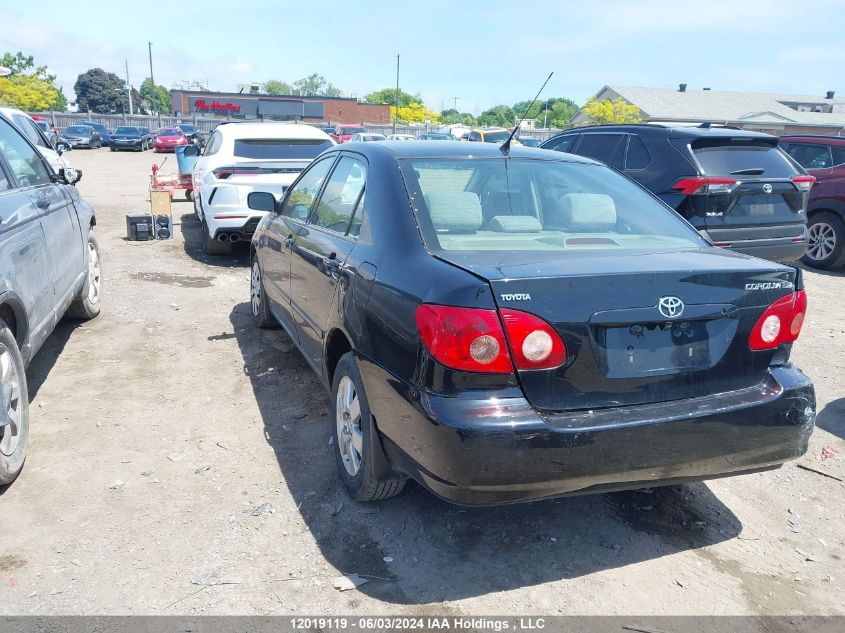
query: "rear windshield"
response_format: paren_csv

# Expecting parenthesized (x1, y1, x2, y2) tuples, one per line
(482, 131, 510, 143)
(114, 127, 139, 134)
(233, 138, 333, 159)
(66, 126, 92, 134)
(339, 127, 366, 135)
(402, 159, 703, 253)
(691, 140, 796, 178)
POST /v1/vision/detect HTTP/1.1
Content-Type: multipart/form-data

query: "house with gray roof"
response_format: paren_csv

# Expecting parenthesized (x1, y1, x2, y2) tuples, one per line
(573, 84, 845, 136)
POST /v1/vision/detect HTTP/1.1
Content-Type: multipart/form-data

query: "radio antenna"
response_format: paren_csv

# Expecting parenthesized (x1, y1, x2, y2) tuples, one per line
(500, 72, 553, 156)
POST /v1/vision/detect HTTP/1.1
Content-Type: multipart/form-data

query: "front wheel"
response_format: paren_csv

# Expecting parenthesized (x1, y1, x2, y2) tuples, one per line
(332, 352, 406, 502)
(250, 258, 278, 328)
(67, 232, 102, 320)
(0, 323, 29, 485)
(802, 212, 845, 269)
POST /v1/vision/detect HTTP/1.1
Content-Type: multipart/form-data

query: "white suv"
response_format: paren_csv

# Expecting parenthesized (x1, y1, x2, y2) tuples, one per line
(192, 122, 334, 255)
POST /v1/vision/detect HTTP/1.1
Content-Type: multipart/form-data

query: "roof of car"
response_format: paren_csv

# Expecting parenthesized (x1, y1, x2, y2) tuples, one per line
(333, 140, 598, 163)
(547, 123, 777, 141)
(779, 134, 845, 145)
(215, 122, 333, 141)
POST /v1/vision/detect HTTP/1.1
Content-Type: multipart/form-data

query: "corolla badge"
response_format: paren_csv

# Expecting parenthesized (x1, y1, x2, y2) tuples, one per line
(762, 183, 773, 193)
(658, 296, 684, 319)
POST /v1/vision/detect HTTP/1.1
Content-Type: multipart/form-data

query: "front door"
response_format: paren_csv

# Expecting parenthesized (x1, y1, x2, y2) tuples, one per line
(289, 155, 367, 368)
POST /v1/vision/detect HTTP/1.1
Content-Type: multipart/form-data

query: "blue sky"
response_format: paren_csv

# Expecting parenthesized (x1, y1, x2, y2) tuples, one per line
(2, 0, 845, 112)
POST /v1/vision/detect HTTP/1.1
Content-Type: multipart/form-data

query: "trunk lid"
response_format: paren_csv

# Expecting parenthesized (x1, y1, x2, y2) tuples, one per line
(217, 159, 307, 202)
(440, 248, 797, 412)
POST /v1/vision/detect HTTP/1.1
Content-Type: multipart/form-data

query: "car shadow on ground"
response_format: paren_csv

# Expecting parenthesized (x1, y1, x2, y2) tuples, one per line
(178, 212, 250, 267)
(25, 320, 80, 400)
(816, 397, 845, 439)
(796, 263, 845, 279)
(229, 302, 743, 604)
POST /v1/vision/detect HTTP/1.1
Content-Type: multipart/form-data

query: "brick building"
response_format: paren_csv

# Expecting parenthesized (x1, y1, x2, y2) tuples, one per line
(169, 90, 390, 125)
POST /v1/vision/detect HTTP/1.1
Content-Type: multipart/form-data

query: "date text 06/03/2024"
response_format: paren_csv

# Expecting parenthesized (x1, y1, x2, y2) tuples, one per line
(289, 617, 547, 631)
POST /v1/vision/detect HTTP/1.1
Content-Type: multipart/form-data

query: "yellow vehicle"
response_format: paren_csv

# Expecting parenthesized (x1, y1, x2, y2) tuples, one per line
(467, 128, 521, 144)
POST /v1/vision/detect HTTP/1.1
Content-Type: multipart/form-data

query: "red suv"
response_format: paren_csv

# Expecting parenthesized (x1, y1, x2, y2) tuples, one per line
(330, 124, 366, 144)
(780, 135, 845, 269)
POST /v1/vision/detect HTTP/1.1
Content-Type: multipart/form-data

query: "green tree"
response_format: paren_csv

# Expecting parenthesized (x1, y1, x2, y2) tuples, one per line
(265, 79, 292, 95)
(477, 105, 515, 128)
(363, 87, 420, 108)
(440, 109, 476, 125)
(293, 73, 341, 97)
(0, 51, 65, 111)
(140, 78, 170, 115)
(579, 97, 642, 125)
(75, 68, 132, 114)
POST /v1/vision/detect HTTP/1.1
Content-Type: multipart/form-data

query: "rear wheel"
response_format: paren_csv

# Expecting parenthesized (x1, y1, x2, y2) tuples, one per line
(0, 323, 29, 485)
(802, 212, 845, 269)
(332, 353, 406, 502)
(110, 146, 116, 152)
(67, 232, 102, 320)
(202, 217, 231, 255)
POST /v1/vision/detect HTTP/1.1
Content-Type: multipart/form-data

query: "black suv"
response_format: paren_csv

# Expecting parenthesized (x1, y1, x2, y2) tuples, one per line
(541, 125, 813, 263)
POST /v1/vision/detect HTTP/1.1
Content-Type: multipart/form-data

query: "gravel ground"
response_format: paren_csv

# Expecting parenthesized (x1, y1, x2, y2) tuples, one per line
(0, 147, 842, 615)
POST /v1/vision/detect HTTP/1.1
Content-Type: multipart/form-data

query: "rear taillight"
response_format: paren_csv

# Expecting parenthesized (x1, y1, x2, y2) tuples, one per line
(415, 305, 567, 373)
(749, 290, 807, 350)
(415, 305, 512, 373)
(499, 309, 567, 370)
(212, 166, 261, 180)
(791, 175, 816, 192)
(672, 176, 737, 195)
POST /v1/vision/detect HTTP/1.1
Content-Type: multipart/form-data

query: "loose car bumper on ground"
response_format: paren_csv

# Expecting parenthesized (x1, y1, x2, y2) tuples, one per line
(364, 361, 815, 505)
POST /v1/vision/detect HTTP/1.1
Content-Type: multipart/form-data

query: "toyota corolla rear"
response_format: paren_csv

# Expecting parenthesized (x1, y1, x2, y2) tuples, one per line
(202, 136, 334, 240)
(381, 154, 815, 505)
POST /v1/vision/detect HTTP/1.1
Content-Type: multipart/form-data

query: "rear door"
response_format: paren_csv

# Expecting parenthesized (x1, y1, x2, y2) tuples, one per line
(289, 154, 366, 368)
(682, 137, 807, 242)
(572, 133, 626, 169)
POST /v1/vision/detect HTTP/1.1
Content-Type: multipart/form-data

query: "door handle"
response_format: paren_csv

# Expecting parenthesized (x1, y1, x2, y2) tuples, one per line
(323, 253, 340, 276)
(35, 197, 50, 209)
(284, 234, 294, 248)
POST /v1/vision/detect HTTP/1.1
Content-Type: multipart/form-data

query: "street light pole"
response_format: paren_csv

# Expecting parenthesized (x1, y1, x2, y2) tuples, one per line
(393, 54, 399, 136)
(125, 59, 133, 115)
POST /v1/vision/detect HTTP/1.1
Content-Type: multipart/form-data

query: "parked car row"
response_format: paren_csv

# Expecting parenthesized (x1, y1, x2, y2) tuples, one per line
(0, 111, 102, 485)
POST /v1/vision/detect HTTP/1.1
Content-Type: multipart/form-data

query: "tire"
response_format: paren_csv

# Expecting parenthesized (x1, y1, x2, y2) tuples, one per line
(0, 323, 29, 485)
(250, 258, 277, 328)
(332, 352, 406, 502)
(802, 212, 845, 270)
(66, 233, 102, 320)
(110, 146, 116, 152)
(202, 217, 231, 255)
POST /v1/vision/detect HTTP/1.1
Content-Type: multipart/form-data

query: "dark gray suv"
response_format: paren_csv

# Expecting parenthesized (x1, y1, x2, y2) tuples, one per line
(0, 113, 102, 485)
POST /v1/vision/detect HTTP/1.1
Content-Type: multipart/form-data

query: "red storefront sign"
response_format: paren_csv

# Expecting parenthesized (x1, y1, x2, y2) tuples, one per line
(194, 99, 241, 113)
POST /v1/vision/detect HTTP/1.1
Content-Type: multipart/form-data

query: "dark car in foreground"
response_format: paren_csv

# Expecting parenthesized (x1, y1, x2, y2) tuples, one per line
(109, 126, 150, 151)
(247, 141, 814, 506)
(0, 113, 102, 484)
(779, 135, 845, 269)
(76, 120, 111, 146)
(61, 125, 102, 149)
(541, 125, 814, 264)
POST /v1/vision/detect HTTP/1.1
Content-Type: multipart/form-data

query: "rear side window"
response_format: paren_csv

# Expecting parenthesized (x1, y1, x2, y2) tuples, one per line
(783, 143, 832, 169)
(833, 147, 845, 166)
(625, 135, 651, 170)
(311, 156, 366, 234)
(692, 140, 796, 177)
(234, 138, 332, 160)
(574, 134, 626, 169)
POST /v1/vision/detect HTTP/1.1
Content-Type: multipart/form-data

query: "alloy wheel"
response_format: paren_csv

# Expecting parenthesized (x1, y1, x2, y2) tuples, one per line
(251, 261, 262, 317)
(807, 221, 836, 262)
(87, 241, 101, 304)
(336, 376, 363, 476)
(0, 344, 22, 457)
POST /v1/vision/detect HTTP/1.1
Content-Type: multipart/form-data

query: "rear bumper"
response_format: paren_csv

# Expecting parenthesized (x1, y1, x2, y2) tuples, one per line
(367, 362, 815, 505)
(701, 228, 809, 263)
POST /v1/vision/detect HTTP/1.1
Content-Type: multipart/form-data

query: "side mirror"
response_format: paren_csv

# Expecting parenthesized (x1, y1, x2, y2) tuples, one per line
(247, 191, 276, 213)
(60, 167, 82, 185)
(183, 145, 200, 157)
(55, 145, 64, 156)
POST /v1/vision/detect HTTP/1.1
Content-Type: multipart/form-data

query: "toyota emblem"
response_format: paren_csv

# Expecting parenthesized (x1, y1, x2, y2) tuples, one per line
(762, 183, 773, 194)
(658, 296, 685, 319)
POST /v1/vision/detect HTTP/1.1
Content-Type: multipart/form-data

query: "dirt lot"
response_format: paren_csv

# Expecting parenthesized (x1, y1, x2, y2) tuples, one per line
(0, 146, 843, 616)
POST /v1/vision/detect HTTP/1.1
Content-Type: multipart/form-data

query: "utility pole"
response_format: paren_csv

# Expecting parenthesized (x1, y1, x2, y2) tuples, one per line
(453, 96, 459, 112)
(543, 101, 548, 129)
(393, 54, 399, 135)
(125, 59, 133, 115)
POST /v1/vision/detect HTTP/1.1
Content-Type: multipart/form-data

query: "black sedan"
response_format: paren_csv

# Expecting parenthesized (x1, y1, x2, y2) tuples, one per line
(248, 141, 815, 505)
(60, 125, 102, 149)
(110, 126, 149, 151)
